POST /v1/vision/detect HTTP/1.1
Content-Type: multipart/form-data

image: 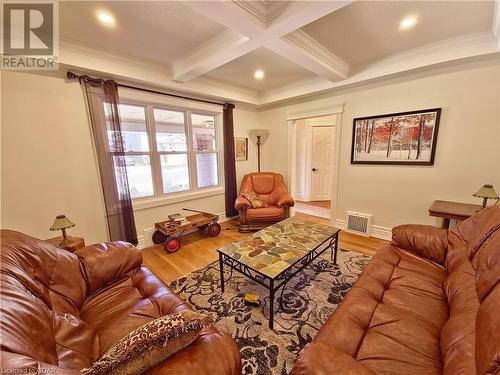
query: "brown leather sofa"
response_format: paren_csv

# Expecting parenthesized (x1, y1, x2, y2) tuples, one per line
(235, 172, 295, 232)
(292, 205, 500, 375)
(0, 230, 241, 374)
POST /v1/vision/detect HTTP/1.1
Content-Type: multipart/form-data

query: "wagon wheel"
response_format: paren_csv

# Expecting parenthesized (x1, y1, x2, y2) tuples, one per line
(197, 224, 209, 231)
(164, 238, 181, 253)
(152, 230, 168, 245)
(206, 223, 221, 237)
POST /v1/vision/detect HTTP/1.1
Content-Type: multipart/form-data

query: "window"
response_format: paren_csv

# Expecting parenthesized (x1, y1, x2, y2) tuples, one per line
(106, 103, 222, 200)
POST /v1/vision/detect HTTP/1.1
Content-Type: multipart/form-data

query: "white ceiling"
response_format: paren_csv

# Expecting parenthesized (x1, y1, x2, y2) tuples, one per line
(204, 47, 315, 91)
(301, 1, 494, 68)
(60, 1, 226, 65)
(57, 1, 500, 106)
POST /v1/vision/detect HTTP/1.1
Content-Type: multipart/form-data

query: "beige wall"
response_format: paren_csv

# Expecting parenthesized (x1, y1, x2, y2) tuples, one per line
(258, 59, 500, 230)
(1, 71, 109, 244)
(2, 58, 499, 244)
(1, 71, 262, 245)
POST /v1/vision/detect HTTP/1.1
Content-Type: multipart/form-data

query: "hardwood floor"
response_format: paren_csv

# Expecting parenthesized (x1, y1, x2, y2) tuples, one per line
(142, 212, 389, 284)
(297, 200, 331, 209)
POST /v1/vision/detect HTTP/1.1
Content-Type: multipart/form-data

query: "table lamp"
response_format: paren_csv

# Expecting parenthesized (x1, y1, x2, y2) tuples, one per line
(249, 129, 269, 172)
(473, 184, 499, 208)
(50, 215, 75, 246)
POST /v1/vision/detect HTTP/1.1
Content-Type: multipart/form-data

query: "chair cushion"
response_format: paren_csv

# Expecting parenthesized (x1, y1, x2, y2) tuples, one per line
(246, 206, 286, 222)
(250, 173, 275, 194)
(81, 311, 212, 375)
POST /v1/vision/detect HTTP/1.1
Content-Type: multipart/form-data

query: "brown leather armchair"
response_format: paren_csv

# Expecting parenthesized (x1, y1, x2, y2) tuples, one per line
(235, 172, 295, 232)
(0, 230, 241, 374)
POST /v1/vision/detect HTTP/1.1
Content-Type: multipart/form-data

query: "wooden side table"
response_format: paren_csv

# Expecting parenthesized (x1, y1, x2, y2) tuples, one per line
(46, 236, 85, 252)
(428, 200, 482, 229)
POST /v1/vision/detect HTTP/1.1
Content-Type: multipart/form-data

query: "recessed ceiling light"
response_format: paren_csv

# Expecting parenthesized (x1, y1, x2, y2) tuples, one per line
(399, 15, 417, 30)
(254, 70, 264, 80)
(96, 10, 116, 27)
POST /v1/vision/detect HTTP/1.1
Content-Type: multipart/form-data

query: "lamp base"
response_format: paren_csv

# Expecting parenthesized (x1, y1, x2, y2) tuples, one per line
(59, 236, 72, 247)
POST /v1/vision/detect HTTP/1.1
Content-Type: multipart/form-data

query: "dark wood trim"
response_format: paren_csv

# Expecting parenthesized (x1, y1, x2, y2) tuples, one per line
(350, 108, 442, 166)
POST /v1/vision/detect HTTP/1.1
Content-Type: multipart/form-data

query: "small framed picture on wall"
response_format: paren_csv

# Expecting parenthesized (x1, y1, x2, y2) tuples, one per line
(234, 137, 248, 161)
(351, 108, 441, 165)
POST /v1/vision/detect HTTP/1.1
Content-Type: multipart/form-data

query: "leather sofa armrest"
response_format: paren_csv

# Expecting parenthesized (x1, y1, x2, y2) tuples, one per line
(392, 224, 448, 266)
(235, 195, 251, 210)
(291, 343, 377, 375)
(76, 241, 142, 295)
(146, 327, 241, 375)
(275, 192, 295, 208)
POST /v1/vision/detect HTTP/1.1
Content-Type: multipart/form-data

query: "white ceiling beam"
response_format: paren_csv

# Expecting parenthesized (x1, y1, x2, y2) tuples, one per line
(173, 30, 257, 82)
(176, 0, 351, 82)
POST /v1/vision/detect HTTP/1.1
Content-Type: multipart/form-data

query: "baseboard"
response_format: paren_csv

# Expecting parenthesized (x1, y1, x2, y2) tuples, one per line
(295, 193, 309, 201)
(137, 212, 233, 250)
(335, 219, 392, 241)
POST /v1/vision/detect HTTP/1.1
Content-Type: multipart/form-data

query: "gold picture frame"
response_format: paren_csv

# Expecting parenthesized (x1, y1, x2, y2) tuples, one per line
(235, 137, 248, 161)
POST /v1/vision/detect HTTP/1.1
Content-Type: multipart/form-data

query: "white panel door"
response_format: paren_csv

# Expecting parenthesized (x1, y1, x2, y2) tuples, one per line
(310, 126, 334, 201)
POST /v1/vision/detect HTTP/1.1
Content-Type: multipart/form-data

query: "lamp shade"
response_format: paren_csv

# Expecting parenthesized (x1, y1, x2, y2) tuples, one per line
(50, 215, 75, 231)
(473, 184, 499, 199)
(249, 129, 269, 144)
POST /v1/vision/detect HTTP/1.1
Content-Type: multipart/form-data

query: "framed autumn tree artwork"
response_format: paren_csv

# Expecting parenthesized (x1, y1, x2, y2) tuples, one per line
(351, 108, 441, 165)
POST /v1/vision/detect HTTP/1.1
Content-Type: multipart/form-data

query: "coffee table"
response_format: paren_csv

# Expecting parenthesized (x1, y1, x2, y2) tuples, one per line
(217, 217, 340, 329)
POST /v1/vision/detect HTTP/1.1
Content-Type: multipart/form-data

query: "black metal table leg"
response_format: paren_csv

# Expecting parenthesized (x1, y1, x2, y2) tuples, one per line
(219, 252, 225, 292)
(269, 279, 274, 329)
(333, 232, 339, 265)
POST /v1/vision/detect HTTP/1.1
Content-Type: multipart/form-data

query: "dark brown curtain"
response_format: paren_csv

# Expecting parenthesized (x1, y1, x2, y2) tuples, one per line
(82, 77, 138, 245)
(223, 103, 238, 217)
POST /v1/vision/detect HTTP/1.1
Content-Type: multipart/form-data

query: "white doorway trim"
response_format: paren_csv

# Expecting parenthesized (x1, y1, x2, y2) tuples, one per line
(287, 104, 344, 226)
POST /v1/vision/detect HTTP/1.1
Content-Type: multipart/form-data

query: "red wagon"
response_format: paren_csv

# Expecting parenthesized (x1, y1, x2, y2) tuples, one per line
(152, 209, 221, 253)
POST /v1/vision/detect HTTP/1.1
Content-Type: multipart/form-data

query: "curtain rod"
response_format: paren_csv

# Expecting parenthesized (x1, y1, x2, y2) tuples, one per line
(67, 71, 230, 108)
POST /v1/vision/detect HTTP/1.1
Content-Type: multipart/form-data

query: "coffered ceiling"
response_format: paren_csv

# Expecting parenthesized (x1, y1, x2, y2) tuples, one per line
(58, 1, 500, 106)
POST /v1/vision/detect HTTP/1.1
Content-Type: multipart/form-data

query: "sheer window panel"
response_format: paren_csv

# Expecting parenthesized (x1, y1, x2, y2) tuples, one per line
(154, 108, 187, 152)
(192, 114, 216, 152)
(114, 155, 154, 199)
(196, 153, 218, 188)
(160, 154, 190, 193)
(106, 104, 149, 152)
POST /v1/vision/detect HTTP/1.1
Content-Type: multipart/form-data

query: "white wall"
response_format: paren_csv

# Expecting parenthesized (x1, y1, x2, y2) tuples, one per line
(1, 71, 263, 246)
(259, 59, 500, 230)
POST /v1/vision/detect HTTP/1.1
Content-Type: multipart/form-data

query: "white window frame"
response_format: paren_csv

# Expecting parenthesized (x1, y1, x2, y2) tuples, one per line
(118, 99, 225, 211)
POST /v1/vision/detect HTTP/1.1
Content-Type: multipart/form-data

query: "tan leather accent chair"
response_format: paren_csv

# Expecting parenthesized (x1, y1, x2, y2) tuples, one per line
(235, 172, 295, 232)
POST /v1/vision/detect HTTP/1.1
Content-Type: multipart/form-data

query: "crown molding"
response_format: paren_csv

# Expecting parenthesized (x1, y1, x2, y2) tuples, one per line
(285, 30, 349, 79)
(231, 0, 291, 26)
(58, 40, 260, 105)
(56, 28, 499, 108)
(260, 31, 500, 105)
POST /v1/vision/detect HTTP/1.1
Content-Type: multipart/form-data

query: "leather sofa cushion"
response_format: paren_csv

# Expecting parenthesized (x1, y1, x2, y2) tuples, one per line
(81, 267, 187, 353)
(295, 245, 448, 375)
(246, 206, 286, 221)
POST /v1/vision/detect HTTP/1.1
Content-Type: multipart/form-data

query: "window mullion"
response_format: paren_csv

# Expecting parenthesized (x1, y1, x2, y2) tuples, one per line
(186, 111, 198, 190)
(147, 105, 163, 197)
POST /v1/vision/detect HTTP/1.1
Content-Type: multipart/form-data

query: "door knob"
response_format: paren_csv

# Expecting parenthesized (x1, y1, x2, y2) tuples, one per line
(312, 168, 317, 171)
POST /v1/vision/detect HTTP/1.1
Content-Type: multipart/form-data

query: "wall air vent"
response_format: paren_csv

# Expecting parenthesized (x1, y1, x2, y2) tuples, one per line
(346, 211, 372, 236)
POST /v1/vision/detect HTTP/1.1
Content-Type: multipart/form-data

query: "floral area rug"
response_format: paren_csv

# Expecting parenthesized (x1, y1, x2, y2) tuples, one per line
(168, 249, 370, 375)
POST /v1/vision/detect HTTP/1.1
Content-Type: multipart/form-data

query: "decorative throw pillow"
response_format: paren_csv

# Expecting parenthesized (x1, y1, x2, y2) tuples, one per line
(81, 311, 213, 375)
(243, 192, 269, 209)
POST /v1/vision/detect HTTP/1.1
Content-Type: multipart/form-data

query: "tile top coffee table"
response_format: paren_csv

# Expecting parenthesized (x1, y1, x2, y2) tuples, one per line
(217, 217, 340, 329)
